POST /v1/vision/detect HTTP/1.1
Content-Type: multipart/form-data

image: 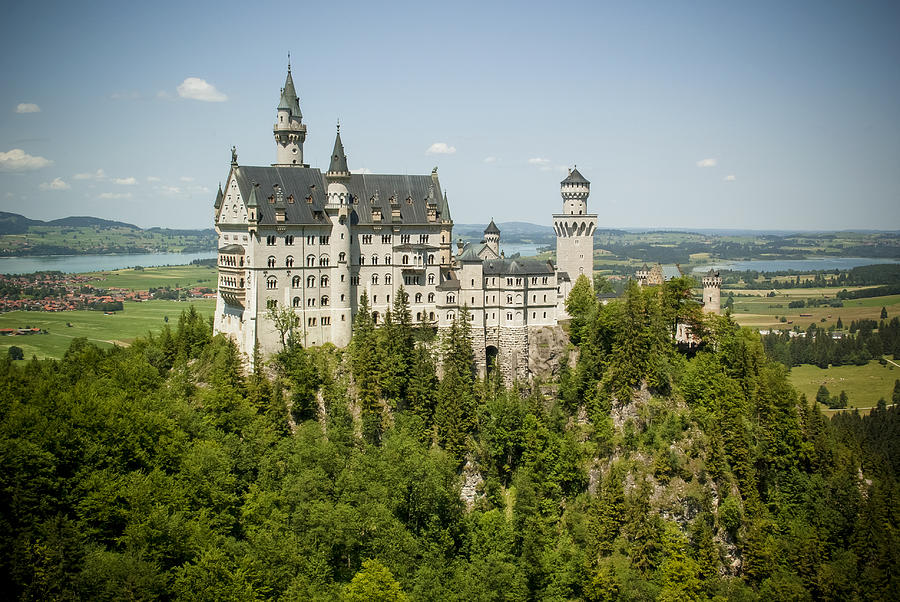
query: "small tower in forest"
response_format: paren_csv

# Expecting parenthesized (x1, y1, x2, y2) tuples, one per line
(702, 269, 722, 313)
(273, 60, 307, 166)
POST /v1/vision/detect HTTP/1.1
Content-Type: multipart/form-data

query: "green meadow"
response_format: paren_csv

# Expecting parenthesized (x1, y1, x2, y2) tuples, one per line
(789, 360, 899, 412)
(87, 264, 218, 289)
(0, 299, 216, 360)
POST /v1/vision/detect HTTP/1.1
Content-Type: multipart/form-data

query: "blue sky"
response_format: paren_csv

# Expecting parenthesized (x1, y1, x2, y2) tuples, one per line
(1, 0, 898, 230)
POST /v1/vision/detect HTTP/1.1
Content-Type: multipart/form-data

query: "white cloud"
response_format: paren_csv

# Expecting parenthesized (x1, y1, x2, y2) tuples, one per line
(179, 176, 194, 182)
(723, 174, 736, 182)
(350, 168, 373, 174)
(696, 158, 717, 168)
(15, 103, 41, 114)
(177, 77, 227, 102)
(161, 186, 182, 195)
(146, 176, 160, 182)
(39, 177, 70, 191)
(528, 157, 551, 166)
(483, 156, 498, 163)
(0, 148, 52, 172)
(425, 142, 456, 155)
(98, 192, 132, 199)
(114, 177, 137, 185)
(74, 169, 106, 180)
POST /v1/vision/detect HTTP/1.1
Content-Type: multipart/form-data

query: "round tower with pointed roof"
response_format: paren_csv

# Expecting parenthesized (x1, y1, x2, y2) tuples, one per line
(325, 125, 352, 346)
(553, 167, 598, 309)
(273, 62, 307, 166)
(483, 218, 500, 256)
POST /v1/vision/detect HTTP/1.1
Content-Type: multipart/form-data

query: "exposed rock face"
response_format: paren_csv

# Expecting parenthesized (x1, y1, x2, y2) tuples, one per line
(460, 458, 485, 510)
(527, 325, 570, 380)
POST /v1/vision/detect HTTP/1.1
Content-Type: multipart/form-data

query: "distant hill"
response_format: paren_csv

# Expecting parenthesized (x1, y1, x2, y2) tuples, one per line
(0, 212, 42, 235)
(47, 216, 140, 229)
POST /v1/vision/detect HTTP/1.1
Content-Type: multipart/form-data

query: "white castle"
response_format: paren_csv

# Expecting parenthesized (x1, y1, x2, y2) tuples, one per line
(213, 65, 597, 380)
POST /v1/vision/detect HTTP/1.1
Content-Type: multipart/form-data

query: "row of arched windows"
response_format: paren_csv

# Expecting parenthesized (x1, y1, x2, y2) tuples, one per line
(219, 255, 243, 267)
(292, 296, 329, 307)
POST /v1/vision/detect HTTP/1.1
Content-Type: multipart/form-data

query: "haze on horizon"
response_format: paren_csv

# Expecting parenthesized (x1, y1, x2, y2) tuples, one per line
(1, 0, 898, 231)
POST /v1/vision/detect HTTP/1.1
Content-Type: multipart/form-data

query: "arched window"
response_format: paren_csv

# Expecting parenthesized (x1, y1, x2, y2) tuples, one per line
(239, 257, 244, 266)
(321, 295, 329, 306)
(319, 255, 329, 266)
(416, 312, 421, 321)
(285, 255, 294, 267)
(339, 252, 346, 263)
(372, 274, 379, 285)
(371, 254, 378, 265)
(428, 293, 434, 303)
(293, 296, 300, 307)
(402, 255, 409, 265)
(447, 293, 455, 303)
(428, 274, 435, 285)
(507, 294, 513, 304)
(428, 254, 434, 265)
(292, 275, 301, 288)
(307, 297, 316, 306)
(447, 312, 454, 320)
(267, 256, 276, 268)
(372, 311, 379, 324)
(429, 311, 435, 321)
(359, 255, 365, 265)
(306, 254, 316, 267)
(266, 276, 277, 289)
(385, 273, 392, 285)
(384, 254, 391, 265)
(320, 275, 329, 287)
(415, 293, 422, 303)
(239, 278, 244, 288)
(307, 275, 316, 287)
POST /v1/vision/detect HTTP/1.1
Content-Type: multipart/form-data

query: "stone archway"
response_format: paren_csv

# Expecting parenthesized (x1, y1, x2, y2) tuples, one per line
(485, 345, 499, 376)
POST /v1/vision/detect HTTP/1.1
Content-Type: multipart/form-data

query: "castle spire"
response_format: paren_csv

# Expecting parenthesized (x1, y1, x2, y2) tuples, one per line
(327, 125, 349, 176)
(273, 63, 307, 166)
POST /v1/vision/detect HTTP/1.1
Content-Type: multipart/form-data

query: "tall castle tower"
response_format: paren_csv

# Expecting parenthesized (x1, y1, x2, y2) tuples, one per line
(325, 126, 353, 346)
(702, 269, 722, 314)
(483, 219, 500, 256)
(553, 167, 597, 283)
(273, 62, 307, 166)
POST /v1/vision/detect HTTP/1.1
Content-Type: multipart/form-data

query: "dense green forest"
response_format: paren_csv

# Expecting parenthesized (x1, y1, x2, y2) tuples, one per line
(1, 282, 898, 600)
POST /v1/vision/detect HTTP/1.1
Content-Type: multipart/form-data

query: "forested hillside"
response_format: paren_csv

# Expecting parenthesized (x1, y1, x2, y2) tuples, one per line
(1, 285, 898, 600)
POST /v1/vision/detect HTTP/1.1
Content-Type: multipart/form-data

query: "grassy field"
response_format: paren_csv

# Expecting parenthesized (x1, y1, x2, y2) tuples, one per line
(88, 264, 217, 289)
(728, 287, 900, 331)
(789, 360, 898, 411)
(0, 299, 216, 360)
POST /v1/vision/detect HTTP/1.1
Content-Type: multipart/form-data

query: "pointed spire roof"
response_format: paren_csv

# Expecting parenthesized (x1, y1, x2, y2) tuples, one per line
(327, 125, 349, 176)
(214, 182, 224, 209)
(246, 182, 259, 208)
(278, 64, 302, 119)
(484, 218, 500, 235)
(561, 166, 589, 185)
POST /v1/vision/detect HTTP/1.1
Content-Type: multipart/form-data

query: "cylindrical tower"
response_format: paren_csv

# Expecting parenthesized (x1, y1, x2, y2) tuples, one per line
(554, 167, 597, 289)
(273, 64, 307, 166)
(326, 127, 352, 345)
(483, 219, 500, 255)
(702, 269, 721, 313)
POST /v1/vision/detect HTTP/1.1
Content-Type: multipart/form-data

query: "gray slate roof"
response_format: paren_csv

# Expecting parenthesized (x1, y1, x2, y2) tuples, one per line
(214, 184, 224, 209)
(278, 69, 302, 119)
(232, 165, 448, 226)
(561, 167, 589, 185)
(484, 219, 500, 235)
(327, 130, 349, 175)
(483, 258, 555, 276)
(218, 244, 245, 254)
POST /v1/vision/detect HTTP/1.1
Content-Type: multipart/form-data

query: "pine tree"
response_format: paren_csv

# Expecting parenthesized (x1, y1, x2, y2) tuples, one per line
(837, 316, 843, 330)
(378, 287, 415, 409)
(565, 274, 597, 345)
(435, 307, 476, 461)
(351, 292, 382, 443)
(881, 306, 888, 319)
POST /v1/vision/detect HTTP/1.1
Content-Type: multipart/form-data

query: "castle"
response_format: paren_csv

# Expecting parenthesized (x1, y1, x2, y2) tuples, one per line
(213, 66, 597, 380)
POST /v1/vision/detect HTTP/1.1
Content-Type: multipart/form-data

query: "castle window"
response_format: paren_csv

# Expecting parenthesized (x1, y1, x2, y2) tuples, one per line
(532, 277, 537, 285)
(543, 312, 547, 318)
(447, 294, 455, 303)
(322, 317, 331, 325)
(293, 297, 300, 307)
(542, 277, 548, 284)
(428, 254, 434, 265)
(447, 312, 454, 320)
(285, 235, 294, 245)
(307, 236, 316, 245)
(307, 275, 316, 287)
(402, 255, 409, 265)
(385, 274, 392, 285)
(543, 294, 547, 302)
(416, 312, 421, 321)
(360, 255, 365, 265)
(415, 293, 422, 303)
(429, 311, 435, 321)
(267, 235, 276, 246)
(428, 274, 435, 285)
(308, 317, 317, 326)
(428, 293, 434, 303)
(371, 254, 379, 265)
(307, 298, 316, 307)
(320, 235, 329, 245)
(266, 276, 277, 289)
(321, 295, 329, 306)
(507, 295, 513, 304)
(386, 295, 390, 304)
(372, 274, 379, 285)
(341, 294, 345, 301)
(306, 254, 316, 267)
(267, 256, 276, 268)
(267, 299, 277, 309)
(401, 234, 410, 244)
(385, 254, 391, 265)
(288, 195, 294, 204)
(351, 276, 360, 285)
(507, 312, 512, 320)
(382, 234, 391, 244)
(362, 234, 372, 244)
(321, 275, 329, 287)
(532, 312, 536, 319)
(319, 255, 329, 266)
(292, 275, 301, 288)
(339, 252, 346, 262)
(507, 278, 512, 286)
(285, 256, 294, 267)
(306, 195, 313, 204)
(419, 234, 429, 244)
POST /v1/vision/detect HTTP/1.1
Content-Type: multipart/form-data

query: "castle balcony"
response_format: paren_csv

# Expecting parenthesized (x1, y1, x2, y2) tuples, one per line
(219, 285, 246, 308)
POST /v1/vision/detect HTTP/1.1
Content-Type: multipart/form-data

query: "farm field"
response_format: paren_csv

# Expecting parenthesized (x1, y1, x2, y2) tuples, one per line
(87, 264, 217, 289)
(728, 287, 900, 331)
(0, 299, 215, 360)
(789, 360, 899, 412)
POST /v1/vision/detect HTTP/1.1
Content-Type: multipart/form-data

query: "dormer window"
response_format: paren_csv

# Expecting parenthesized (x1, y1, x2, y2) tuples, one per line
(288, 195, 294, 204)
(306, 195, 313, 204)
(268, 195, 275, 204)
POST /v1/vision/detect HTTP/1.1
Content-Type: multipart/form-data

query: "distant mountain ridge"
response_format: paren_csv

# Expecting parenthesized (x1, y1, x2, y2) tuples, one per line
(0, 212, 213, 236)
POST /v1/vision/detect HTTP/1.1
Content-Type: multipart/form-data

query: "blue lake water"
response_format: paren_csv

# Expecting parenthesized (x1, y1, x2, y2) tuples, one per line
(0, 251, 217, 275)
(501, 243, 551, 257)
(692, 257, 900, 274)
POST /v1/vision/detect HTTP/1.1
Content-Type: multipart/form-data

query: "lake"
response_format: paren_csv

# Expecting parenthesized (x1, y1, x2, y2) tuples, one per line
(692, 257, 900, 274)
(0, 251, 217, 275)
(501, 243, 551, 258)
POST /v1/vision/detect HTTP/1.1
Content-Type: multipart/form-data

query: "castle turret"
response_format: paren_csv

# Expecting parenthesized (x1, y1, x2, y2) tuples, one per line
(553, 167, 597, 287)
(273, 62, 307, 166)
(325, 126, 352, 346)
(483, 219, 500, 256)
(702, 269, 721, 314)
